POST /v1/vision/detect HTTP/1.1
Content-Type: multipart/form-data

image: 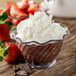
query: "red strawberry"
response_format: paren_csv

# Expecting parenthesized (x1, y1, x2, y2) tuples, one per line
(27, 3, 40, 14)
(5, 2, 15, 9)
(0, 11, 13, 42)
(6, 8, 11, 16)
(23, 0, 29, 3)
(0, 9, 3, 13)
(13, 16, 28, 25)
(6, 17, 13, 22)
(16, 0, 29, 10)
(0, 24, 10, 42)
(4, 43, 22, 63)
(5, 2, 15, 15)
(0, 34, 10, 42)
(10, 5, 28, 18)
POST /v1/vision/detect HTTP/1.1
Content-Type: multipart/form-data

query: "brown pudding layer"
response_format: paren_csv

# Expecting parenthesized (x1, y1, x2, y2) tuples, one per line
(16, 40, 63, 64)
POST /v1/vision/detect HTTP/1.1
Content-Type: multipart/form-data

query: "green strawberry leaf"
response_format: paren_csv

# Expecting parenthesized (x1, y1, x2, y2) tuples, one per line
(0, 40, 2, 46)
(0, 56, 3, 62)
(3, 45, 9, 56)
(4, 46, 9, 51)
(2, 42, 7, 48)
(0, 12, 8, 21)
(0, 11, 13, 31)
(3, 50, 8, 56)
(5, 21, 13, 31)
(0, 20, 5, 24)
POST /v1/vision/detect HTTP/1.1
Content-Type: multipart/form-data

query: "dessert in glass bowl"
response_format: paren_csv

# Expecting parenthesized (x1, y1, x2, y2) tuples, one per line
(11, 11, 69, 68)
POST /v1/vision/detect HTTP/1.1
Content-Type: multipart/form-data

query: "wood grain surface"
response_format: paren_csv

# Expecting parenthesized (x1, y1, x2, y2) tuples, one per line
(0, 0, 76, 76)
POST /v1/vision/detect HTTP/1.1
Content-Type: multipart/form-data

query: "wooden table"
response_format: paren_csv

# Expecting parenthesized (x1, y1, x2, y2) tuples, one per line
(0, 0, 76, 76)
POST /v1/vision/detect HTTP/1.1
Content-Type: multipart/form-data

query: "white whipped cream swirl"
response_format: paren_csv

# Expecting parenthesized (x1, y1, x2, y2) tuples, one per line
(16, 11, 69, 43)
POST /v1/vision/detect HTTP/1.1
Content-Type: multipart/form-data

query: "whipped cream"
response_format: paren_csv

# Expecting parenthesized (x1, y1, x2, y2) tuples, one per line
(16, 11, 69, 43)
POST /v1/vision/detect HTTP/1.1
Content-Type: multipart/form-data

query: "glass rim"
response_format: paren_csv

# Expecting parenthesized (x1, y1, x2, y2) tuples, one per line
(16, 37, 63, 45)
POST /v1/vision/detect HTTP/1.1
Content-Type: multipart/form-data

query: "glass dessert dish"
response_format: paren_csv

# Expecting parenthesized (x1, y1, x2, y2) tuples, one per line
(17, 38, 63, 69)
(11, 30, 68, 69)
(11, 28, 69, 69)
(10, 12, 69, 69)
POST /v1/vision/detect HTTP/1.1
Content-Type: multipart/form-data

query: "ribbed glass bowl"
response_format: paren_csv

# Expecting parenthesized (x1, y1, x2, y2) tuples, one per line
(16, 38, 63, 68)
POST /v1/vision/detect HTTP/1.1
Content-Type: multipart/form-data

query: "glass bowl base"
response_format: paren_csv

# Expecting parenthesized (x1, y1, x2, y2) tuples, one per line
(28, 59, 56, 69)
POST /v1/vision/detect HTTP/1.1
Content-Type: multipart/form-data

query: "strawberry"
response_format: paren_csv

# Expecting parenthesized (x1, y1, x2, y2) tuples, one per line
(5, 2, 15, 15)
(4, 43, 21, 63)
(13, 16, 28, 25)
(0, 11, 13, 42)
(16, 0, 29, 10)
(0, 42, 22, 63)
(23, 0, 29, 3)
(6, 17, 13, 22)
(5, 2, 15, 10)
(10, 5, 28, 18)
(0, 24, 10, 42)
(6, 8, 11, 16)
(0, 9, 3, 13)
(27, 2, 40, 14)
